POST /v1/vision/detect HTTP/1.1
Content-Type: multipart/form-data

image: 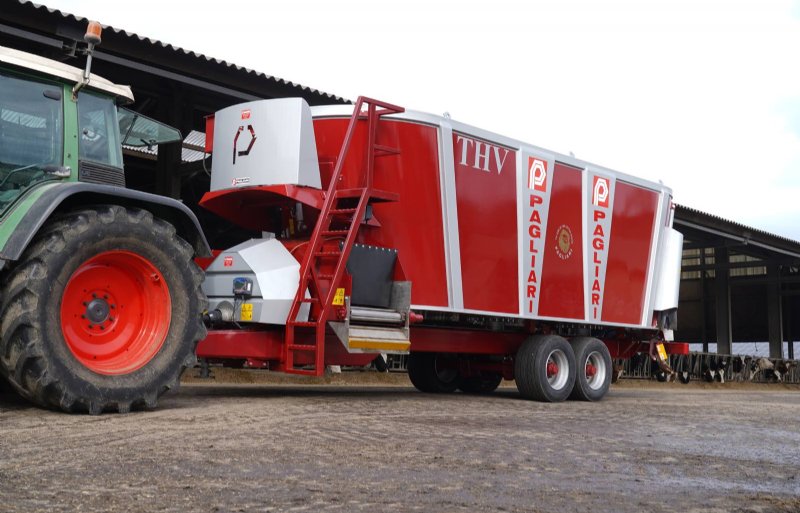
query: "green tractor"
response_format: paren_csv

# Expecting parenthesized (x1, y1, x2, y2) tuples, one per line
(0, 22, 209, 413)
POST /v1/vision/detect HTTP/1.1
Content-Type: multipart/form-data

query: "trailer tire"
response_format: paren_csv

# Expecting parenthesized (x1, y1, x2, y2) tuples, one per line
(407, 352, 461, 393)
(568, 337, 612, 401)
(0, 206, 207, 414)
(515, 335, 575, 402)
(459, 373, 502, 394)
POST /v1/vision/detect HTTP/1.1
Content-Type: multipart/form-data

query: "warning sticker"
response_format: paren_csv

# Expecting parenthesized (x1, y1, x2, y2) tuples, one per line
(332, 288, 345, 306)
(656, 343, 668, 362)
(240, 303, 253, 321)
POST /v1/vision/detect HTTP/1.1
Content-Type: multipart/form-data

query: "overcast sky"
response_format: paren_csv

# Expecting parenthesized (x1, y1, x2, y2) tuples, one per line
(43, 0, 800, 240)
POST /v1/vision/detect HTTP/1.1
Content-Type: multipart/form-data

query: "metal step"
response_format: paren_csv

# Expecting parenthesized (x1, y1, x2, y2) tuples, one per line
(347, 325, 410, 354)
(350, 306, 403, 324)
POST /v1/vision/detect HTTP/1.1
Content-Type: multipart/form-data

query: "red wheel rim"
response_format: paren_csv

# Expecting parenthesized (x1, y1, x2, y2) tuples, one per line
(60, 250, 171, 375)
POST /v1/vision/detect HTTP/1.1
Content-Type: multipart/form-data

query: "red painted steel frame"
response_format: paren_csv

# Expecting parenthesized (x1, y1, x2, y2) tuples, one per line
(198, 326, 687, 367)
(197, 329, 376, 369)
(197, 329, 283, 360)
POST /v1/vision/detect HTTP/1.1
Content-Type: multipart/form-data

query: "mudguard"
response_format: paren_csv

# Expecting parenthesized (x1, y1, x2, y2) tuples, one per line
(0, 182, 211, 268)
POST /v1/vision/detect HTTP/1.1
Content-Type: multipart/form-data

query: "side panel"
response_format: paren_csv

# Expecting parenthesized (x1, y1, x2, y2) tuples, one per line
(538, 162, 585, 319)
(312, 118, 449, 307)
(310, 110, 670, 329)
(601, 181, 659, 324)
(520, 152, 556, 317)
(452, 132, 518, 313)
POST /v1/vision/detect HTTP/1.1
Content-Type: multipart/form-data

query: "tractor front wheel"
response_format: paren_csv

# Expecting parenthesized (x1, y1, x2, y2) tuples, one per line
(0, 206, 207, 414)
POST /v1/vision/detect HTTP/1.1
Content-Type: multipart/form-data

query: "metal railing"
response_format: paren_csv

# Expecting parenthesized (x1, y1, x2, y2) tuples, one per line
(622, 352, 800, 384)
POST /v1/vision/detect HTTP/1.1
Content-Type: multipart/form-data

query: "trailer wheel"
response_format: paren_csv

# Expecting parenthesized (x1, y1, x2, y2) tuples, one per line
(568, 337, 612, 401)
(459, 373, 502, 394)
(0, 206, 207, 414)
(407, 352, 461, 393)
(515, 335, 575, 402)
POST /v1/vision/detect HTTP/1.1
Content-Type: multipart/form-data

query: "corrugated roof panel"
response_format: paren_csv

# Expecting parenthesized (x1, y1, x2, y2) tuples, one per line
(20, 1, 348, 104)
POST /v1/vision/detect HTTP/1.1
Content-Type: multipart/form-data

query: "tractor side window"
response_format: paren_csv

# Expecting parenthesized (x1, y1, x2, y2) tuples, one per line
(0, 71, 63, 212)
(77, 92, 122, 168)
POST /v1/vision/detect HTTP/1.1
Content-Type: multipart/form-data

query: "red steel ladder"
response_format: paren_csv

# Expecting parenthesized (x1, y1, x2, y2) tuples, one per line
(283, 96, 404, 375)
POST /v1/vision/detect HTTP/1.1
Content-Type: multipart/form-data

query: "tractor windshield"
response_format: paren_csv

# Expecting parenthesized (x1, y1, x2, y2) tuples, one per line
(0, 71, 63, 213)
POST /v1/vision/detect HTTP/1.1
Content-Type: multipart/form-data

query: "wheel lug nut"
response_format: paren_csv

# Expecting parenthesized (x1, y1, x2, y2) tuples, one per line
(81, 315, 86, 319)
(103, 295, 109, 300)
(92, 293, 97, 298)
(82, 302, 88, 306)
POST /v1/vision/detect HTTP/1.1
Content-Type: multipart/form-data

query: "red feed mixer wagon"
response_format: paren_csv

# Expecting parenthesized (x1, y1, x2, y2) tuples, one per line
(197, 96, 686, 402)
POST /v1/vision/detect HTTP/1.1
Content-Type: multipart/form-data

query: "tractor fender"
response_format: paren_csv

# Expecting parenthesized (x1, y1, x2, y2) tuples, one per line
(0, 182, 211, 267)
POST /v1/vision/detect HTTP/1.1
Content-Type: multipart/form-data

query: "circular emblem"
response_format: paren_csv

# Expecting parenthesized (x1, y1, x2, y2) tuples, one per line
(555, 224, 574, 260)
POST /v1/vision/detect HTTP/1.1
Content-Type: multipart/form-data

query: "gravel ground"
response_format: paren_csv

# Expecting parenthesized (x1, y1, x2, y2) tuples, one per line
(1, 372, 799, 513)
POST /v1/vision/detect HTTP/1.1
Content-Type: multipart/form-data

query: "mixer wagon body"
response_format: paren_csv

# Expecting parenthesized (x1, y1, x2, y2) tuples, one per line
(198, 97, 684, 401)
(309, 106, 681, 328)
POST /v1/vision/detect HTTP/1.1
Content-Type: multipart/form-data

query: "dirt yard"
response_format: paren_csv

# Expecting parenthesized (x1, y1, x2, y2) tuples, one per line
(1, 372, 799, 512)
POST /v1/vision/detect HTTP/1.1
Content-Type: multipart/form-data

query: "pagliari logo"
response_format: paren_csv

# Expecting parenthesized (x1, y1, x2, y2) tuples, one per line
(592, 176, 610, 208)
(554, 224, 574, 260)
(528, 157, 547, 192)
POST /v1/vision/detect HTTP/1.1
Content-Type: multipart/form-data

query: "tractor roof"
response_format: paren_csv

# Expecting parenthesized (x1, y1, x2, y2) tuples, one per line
(0, 45, 134, 102)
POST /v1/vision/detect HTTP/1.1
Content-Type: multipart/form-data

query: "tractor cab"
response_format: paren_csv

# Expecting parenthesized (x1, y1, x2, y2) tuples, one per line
(0, 44, 180, 215)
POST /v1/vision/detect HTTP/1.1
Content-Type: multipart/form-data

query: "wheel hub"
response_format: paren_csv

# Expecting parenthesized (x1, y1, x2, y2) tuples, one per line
(85, 297, 111, 324)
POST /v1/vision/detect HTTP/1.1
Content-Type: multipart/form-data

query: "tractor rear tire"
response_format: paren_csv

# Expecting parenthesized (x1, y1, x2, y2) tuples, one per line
(515, 334, 576, 402)
(0, 206, 207, 414)
(407, 352, 461, 393)
(568, 337, 612, 401)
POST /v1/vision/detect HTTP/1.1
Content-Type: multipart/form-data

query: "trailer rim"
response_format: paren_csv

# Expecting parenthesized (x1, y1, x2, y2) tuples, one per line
(546, 348, 570, 391)
(60, 250, 172, 375)
(584, 350, 607, 390)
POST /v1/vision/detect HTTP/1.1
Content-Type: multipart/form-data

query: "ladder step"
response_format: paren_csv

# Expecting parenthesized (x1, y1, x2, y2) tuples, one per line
(374, 144, 400, 156)
(334, 189, 363, 198)
(330, 208, 357, 216)
(317, 273, 334, 279)
(290, 321, 318, 327)
(300, 298, 319, 303)
(288, 344, 317, 352)
(314, 251, 342, 257)
(321, 230, 350, 236)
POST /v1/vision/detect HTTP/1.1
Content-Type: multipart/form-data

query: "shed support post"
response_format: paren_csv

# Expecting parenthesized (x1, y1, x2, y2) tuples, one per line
(787, 296, 794, 360)
(767, 264, 783, 359)
(714, 247, 732, 355)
